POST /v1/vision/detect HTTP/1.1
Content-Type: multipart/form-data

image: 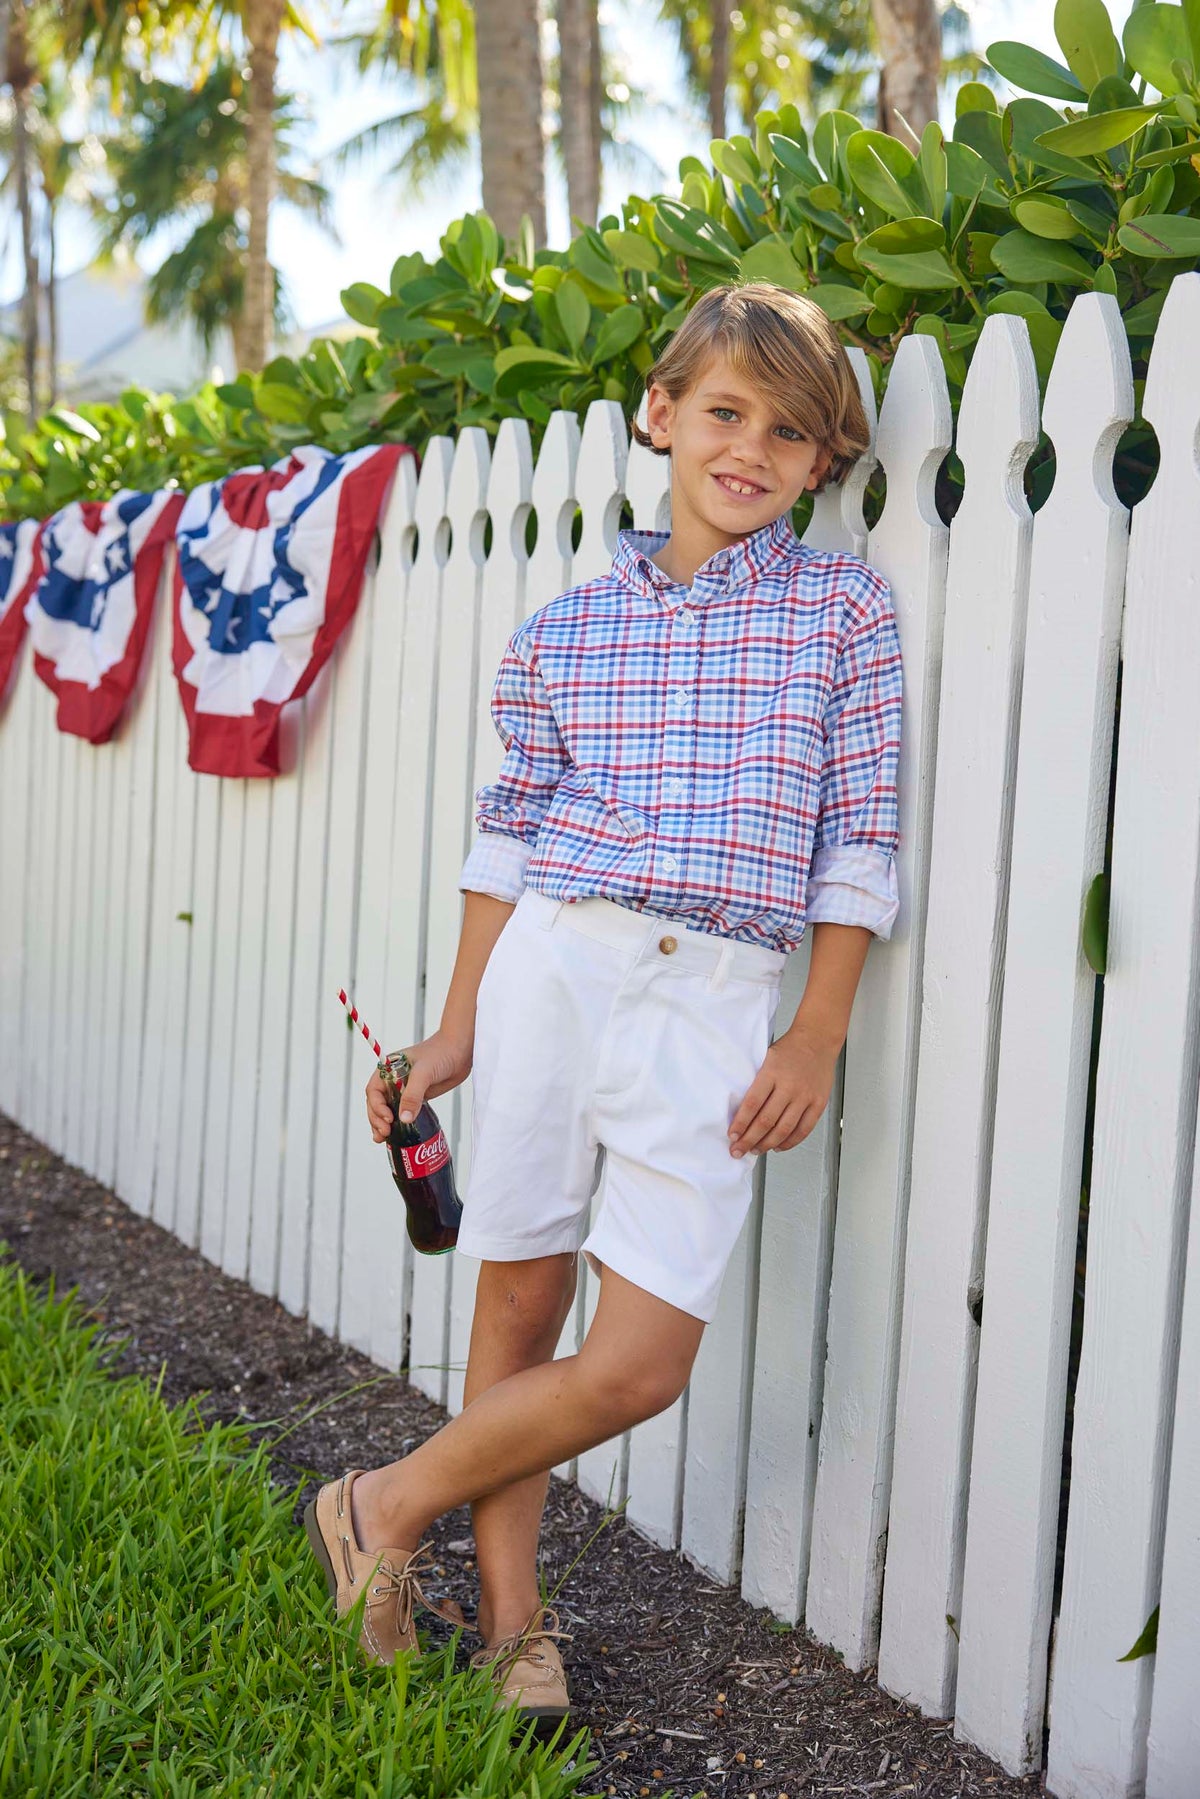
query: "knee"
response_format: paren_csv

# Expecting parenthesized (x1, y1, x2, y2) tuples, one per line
(478, 1256, 577, 1352)
(584, 1349, 690, 1426)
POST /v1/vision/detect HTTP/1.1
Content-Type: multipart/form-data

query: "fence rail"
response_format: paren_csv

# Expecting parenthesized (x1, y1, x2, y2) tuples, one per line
(2, 277, 1199, 1799)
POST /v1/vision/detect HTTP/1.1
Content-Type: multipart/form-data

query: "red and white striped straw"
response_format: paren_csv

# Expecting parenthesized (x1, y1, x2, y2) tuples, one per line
(338, 987, 382, 1060)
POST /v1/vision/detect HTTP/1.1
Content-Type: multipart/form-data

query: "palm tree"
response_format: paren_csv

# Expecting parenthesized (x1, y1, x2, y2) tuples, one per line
(872, 0, 940, 139)
(65, 0, 319, 372)
(3, 0, 42, 419)
(557, 0, 601, 228)
(95, 60, 333, 369)
(474, 0, 547, 244)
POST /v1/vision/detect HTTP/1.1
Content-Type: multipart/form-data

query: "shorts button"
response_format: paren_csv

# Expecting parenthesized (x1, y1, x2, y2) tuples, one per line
(658, 935, 678, 955)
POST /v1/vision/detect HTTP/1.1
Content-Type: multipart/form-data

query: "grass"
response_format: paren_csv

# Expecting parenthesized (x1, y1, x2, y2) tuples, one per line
(0, 1260, 600, 1797)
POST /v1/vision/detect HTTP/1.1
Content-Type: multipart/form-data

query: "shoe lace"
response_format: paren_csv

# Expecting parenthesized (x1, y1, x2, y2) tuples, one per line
(367, 1540, 466, 1632)
(468, 1605, 573, 1680)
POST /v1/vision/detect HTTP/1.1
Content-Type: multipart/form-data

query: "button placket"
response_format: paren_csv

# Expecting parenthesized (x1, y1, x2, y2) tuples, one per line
(658, 600, 698, 883)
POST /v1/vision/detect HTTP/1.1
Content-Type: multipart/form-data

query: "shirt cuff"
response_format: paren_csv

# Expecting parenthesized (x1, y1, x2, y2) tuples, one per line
(805, 844, 899, 939)
(458, 831, 534, 903)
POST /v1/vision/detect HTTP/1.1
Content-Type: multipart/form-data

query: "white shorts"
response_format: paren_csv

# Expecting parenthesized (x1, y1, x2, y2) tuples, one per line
(458, 888, 787, 1322)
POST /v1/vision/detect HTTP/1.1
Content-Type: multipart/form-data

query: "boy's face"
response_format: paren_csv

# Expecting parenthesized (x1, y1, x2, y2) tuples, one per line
(644, 352, 833, 549)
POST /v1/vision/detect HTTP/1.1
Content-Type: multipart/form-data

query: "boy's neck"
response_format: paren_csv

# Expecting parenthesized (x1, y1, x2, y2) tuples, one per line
(648, 501, 782, 590)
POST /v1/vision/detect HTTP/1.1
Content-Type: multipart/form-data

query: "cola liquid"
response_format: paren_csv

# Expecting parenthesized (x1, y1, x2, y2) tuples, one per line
(379, 1051, 462, 1255)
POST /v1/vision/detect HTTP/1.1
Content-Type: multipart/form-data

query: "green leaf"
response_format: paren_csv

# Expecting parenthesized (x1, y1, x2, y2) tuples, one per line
(340, 282, 388, 327)
(856, 246, 964, 290)
(1012, 195, 1087, 239)
(253, 383, 312, 424)
(1008, 97, 1098, 177)
(43, 409, 102, 443)
(591, 303, 645, 362)
(1122, 287, 1170, 332)
(920, 121, 948, 220)
(957, 80, 999, 116)
(986, 39, 1087, 100)
(1116, 212, 1200, 254)
(554, 277, 592, 352)
(1124, 4, 1194, 94)
(813, 109, 864, 184)
(808, 181, 843, 209)
(946, 138, 1001, 200)
(806, 282, 872, 319)
(1036, 105, 1160, 157)
(651, 198, 742, 267)
(1080, 869, 1111, 971)
(738, 236, 807, 287)
(845, 129, 920, 219)
(711, 138, 759, 186)
(767, 133, 824, 185)
(601, 229, 661, 272)
(1117, 1605, 1159, 1662)
(991, 228, 1096, 282)
(492, 346, 580, 398)
(986, 289, 1052, 316)
(861, 216, 947, 254)
(569, 233, 625, 293)
(1054, 0, 1123, 91)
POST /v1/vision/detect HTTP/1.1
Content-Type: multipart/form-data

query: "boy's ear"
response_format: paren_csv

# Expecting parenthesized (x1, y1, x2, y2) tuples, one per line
(807, 447, 834, 489)
(644, 382, 674, 450)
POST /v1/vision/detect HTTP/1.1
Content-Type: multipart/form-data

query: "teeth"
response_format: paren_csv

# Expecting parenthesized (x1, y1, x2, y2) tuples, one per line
(720, 476, 760, 495)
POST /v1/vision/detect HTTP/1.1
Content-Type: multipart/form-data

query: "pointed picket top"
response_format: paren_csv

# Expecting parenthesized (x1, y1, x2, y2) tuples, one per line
(807, 346, 877, 555)
(955, 313, 1041, 493)
(486, 415, 535, 566)
(528, 409, 581, 614)
(575, 398, 629, 584)
(873, 332, 953, 535)
(1039, 292, 1133, 507)
(1141, 270, 1200, 467)
(413, 435, 456, 563)
(626, 393, 671, 534)
(444, 425, 491, 574)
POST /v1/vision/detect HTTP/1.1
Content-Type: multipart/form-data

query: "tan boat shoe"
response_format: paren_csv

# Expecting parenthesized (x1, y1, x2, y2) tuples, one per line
(303, 1468, 464, 1666)
(469, 1605, 573, 1726)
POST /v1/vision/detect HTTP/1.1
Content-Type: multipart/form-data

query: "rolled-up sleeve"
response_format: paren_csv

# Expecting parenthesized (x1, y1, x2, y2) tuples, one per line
(458, 625, 571, 902)
(804, 575, 902, 939)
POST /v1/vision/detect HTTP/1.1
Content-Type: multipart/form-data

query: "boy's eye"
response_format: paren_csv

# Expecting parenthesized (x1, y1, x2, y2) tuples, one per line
(709, 406, 805, 443)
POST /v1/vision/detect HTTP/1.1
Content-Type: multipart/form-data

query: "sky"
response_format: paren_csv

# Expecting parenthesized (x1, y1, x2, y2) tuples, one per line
(6, 0, 1076, 332)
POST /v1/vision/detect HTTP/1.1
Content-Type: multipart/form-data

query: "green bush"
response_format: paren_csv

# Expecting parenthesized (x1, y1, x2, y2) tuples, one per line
(0, 1260, 597, 1797)
(2, 0, 1196, 521)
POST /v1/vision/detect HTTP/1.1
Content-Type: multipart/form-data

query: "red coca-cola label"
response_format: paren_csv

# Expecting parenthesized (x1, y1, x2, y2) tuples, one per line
(399, 1130, 450, 1180)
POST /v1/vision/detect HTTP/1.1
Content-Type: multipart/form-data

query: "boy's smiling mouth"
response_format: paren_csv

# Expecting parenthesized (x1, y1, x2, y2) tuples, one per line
(712, 472, 769, 498)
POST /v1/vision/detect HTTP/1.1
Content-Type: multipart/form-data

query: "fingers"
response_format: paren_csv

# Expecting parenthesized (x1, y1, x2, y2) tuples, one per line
(730, 1092, 811, 1157)
(365, 1073, 393, 1144)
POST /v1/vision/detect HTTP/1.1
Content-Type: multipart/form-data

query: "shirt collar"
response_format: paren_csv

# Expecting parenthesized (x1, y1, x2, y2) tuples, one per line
(611, 512, 805, 604)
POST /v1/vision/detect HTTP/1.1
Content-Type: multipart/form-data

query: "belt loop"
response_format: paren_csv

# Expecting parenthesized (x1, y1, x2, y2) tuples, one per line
(708, 940, 736, 992)
(532, 896, 569, 931)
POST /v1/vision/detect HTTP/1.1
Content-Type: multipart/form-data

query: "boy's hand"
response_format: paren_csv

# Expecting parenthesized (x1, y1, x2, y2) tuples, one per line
(365, 1030, 474, 1143)
(727, 1022, 842, 1158)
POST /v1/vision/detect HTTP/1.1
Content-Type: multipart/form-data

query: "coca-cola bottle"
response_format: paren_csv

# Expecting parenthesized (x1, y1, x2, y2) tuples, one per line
(379, 1051, 462, 1254)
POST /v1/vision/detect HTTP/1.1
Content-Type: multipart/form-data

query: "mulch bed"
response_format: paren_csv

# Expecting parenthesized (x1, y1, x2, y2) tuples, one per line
(0, 1109, 1043, 1799)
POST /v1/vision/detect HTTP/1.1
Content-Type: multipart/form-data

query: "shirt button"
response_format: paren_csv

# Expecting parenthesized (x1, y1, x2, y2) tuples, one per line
(672, 689, 691, 712)
(676, 609, 694, 627)
(658, 935, 678, 955)
(667, 778, 685, 797)
(661, 854, 679, 874)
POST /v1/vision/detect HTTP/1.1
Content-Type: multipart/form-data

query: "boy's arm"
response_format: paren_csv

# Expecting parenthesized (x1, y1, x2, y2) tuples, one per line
(728, 575, 902, 1157)
(458, 626, 572, 903)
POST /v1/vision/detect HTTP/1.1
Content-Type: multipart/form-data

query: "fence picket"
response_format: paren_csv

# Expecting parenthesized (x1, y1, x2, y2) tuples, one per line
(0, 640, 33, 1117)
(173, 774, 223, 1249)
(954, 295, 1132, 1774)
(1047, 272, 1200, 1799)
(149, 706, 199, 1234)
(220, 770, 273, 1280)
(199, 777, 247, 1267)
(804, 334, 951, 1661)
(877, 315, 1039, 1717)
(446, 418, 534, 1418)
(339, 455, 418, 1366)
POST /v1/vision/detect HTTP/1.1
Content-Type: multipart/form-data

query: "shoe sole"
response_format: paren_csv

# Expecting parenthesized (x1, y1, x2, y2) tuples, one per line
(303, 1499, 338, 1602)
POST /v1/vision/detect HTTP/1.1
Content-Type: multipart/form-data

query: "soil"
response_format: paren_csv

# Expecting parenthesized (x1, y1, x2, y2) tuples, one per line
(0, 1109, 1044, 1799)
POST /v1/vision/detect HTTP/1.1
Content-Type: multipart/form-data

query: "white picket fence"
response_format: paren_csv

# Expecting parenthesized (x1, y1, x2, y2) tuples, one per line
(1, 275, 1199, 1797)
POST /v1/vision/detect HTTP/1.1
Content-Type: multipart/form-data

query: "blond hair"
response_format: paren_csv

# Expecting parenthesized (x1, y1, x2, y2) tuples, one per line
(630, 281, 870, 491)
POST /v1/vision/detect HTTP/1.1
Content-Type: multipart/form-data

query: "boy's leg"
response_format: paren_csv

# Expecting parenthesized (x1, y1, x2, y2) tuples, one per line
(350, 1262, 705, 1555)
(464, 1253, 579, 1646)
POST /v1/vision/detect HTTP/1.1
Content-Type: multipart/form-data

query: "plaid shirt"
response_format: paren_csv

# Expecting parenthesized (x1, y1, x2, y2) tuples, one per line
(458, 513, 902, 954)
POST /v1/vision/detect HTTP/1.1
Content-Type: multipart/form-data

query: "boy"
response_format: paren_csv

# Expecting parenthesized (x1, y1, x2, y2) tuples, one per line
(304, 282, 902, 1723)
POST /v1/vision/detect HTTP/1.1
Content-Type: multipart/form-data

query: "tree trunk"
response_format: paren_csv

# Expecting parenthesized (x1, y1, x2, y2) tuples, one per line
(475, 0, 547, 249)
(241, 0, 285, 372)
(45, 196, 57, 404)
(558, 0, 600, 227)
(7, 0, 39, 422)
(872, 0, 941, 142)
(709, 0, 729, 141)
